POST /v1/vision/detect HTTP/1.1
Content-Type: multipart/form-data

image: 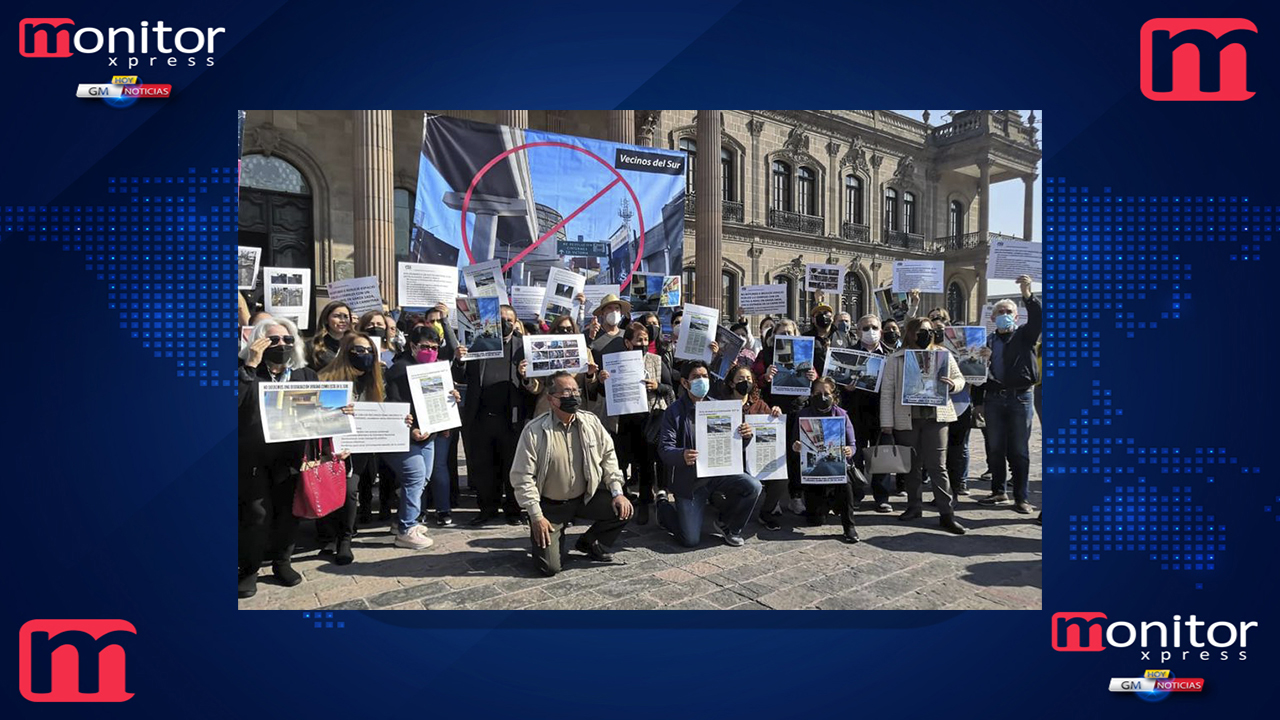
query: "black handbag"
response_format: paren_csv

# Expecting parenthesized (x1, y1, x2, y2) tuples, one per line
(847, 463, 870, 492)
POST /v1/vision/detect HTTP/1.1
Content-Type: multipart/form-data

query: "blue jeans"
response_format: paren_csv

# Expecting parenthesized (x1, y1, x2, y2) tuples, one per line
(657, 473, 762, 547)
(386, 439, 436, 535)
(983, 389, 1033, 503)
(426, 433, 451, 514)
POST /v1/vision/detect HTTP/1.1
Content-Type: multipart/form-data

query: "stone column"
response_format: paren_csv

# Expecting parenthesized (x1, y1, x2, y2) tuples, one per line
(498, 110, 528, 128)
(976, 157, 993, 308)
(352, 110, 396, 306)
(748, 245, 763, 284)
(636, 111, 661, 147)
(608, 110, 635, 144)
(926, 168, 940, 242)
(695, 111, 723, 311)
(747, 118, 764, 224)
(1023, 173, 1036, 241)
(870, 153, 883, 242)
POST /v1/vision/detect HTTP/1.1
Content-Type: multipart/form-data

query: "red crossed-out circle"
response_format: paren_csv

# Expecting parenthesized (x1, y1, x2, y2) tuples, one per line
(460, 141, 646, 291)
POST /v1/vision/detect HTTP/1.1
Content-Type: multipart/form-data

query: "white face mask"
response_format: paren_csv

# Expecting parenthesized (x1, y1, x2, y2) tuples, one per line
(605, 311, 622, 327)
(861, 328, 881, 345)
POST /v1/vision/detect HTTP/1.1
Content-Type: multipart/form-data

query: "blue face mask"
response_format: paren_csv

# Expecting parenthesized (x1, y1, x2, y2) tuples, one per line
(689, 377, 710, 398)
(995, 314, 1017, 332)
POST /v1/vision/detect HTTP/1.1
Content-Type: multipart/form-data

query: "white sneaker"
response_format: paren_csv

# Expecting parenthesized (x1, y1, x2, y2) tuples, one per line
(395, 525, 435, 550)
(789, 497, 807, 515)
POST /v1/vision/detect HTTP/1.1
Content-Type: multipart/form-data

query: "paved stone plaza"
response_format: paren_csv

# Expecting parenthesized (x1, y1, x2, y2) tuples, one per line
(240, 419, 1041, 611)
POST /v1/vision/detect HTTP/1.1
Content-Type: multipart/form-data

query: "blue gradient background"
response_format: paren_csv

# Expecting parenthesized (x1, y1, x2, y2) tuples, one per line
(3, 0, 1275, 716)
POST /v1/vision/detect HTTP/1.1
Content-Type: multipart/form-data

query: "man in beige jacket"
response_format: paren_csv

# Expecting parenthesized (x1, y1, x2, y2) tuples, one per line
(510, 371, 633, 576)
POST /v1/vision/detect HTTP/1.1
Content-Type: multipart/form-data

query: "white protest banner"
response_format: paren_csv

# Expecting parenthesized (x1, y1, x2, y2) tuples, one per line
(405, 361, 462, 433)
(739, 284, 788, 316)
(745, 413, 787, 482)
(511, 286, 546, 322)
(258, 381, 354, 444)
(238, 246, 261, 290)
(543, 267, 585, 321)
(398, 262, 458, 310)
(675, 303, 718, 363)
(523, 334, 589, 378)
(263, 267, 312, 329)
(986, 239, 1041, 281)
(462, 259, 509, 305)
(326, 276, 384, 317)
(603, 350, 647, 417)
(332, 402, 411, 454)
(892, 260, 945, 293)
(695, 400, 743, 478)
(805, 263, 844, 294)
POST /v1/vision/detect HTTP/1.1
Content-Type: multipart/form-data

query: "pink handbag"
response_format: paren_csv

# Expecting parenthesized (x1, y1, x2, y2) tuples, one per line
(292, 439, 347, 519)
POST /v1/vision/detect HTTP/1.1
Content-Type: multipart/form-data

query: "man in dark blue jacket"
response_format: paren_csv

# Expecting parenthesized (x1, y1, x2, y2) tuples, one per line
(655, 361, 763, 547)
(972, 275, 1041, 514)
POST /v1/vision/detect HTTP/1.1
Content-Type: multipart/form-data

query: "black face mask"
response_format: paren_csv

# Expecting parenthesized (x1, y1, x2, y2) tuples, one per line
(365, 327, 386, 341)
(815, 314, 832, 329)
(263, 345, 289, 364)
(556, 394, 580, 414)
(553, 326, 573, 335)
(734, 380, 752, 396)
(814, 394, 834, 412)
(348, 350, 375, 372)
(915, 330, 934, 348)
(647, 324, 660, 339)
(501, 320, 515, 337)
(883, 331, 900, 346)
(932, 326, 945, 343)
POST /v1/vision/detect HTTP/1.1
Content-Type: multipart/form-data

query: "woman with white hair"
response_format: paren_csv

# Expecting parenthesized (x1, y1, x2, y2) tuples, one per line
(238, 317, 325, 599)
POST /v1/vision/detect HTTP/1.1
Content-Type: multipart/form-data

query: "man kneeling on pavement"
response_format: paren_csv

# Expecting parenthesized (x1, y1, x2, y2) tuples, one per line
(510, 371, 633, 576)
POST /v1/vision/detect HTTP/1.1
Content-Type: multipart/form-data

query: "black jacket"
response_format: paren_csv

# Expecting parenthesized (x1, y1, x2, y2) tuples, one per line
(452, 336, 536, 432)
(972, 293, 1042, 403)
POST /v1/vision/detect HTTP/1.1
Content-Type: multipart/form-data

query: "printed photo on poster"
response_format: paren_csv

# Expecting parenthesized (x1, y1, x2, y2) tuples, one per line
(523, 334, 589, 378)
(263, 267, 312, 329)
(805, 263, 844, 294)
(542, 267, 586, 322)
(873, 286, 912, 323)
(463, 259, 509, 305)
(771, 335, 814, 396)
(258, 381, 355, 444)
(405, 361, 462, 434)
(674, 303, 718, 363)
(941, 326, 989, 383)
(464, 296, 504, 360)
(695, 400, 743, 478)
(745, 413, 787, 482)
(799, 416, 847, 484)
(238, 246, 261, 290)
(630, 271, 663, 312)
(825, 347, 885, 393)
(709, 325, 746, 379)
(901, 349, 949, 407)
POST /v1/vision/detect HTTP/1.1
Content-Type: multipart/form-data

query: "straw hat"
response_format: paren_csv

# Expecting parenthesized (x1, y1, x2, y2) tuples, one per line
(592, 293, 632, 316)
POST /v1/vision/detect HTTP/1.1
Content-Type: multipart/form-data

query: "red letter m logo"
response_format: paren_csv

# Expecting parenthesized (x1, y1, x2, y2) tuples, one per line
(18, 18, 75, 57)
(19, 620, 136, 702)
(1141, 18, 1257, 101)
(1051, 612, 1108, 652)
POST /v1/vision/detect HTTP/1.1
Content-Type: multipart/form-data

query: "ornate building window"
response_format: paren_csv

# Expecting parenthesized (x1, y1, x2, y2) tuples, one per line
(773, 273, 795, 318)
(722, 270, 738, 319)
(721, 147, 734, 202)
(241, 154, 309, 194)
(949, 200, 965, 237)
(842, 271, 865, 318)
(797, 166, 816, 216)
(884, 187, 899, 232)
(679, 138, 697, 197)
(947, 281, 968, 324)
(903, 191, 917, 234)
(771, 160, 792, 212)
(394, 188, 412, 260)
(844, 175, 863, 225)
(683, 266, 696, 304)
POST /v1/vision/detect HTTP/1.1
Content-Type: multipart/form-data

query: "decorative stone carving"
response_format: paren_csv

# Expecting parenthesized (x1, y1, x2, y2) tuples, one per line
(747, 118, 765, 137)
(247, 124, 282, 157)
(892, 154, 918, 189)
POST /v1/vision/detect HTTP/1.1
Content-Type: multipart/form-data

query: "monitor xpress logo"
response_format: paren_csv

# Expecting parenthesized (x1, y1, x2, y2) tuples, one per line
(1052, 612, 1257, 661)
(1140, 18, 1257, 101)
(18, 620, 137, 702)
(19, 18, 223, 67)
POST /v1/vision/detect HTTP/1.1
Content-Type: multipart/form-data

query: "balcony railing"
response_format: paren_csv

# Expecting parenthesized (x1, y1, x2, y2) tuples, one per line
(684, 193, 746, 223)
(768, 208, 824, 235)
(840, 222, 870, 243)
(931, 231, 1023, 252)
(884, 230, 926, 251)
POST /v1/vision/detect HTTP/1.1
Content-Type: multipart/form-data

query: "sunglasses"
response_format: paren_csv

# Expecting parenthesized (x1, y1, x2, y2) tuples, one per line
(266, 335, 295, 345)
(349, 346, 373, 355)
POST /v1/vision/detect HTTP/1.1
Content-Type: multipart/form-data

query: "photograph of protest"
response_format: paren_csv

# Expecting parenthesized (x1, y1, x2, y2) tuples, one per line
(942, 326, 989, 382)
(771, 335, 815, 395)
(237, 108, 1040, 612)
(799, 416, 847, 484)
(258, 382, 355, 444)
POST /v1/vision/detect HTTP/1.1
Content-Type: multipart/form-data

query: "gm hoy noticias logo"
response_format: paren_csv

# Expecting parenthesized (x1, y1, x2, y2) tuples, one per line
(18, 620, 137, 702)
(1052, 612, 1258, 661)
(1140, 18, 1257, 100)
(18, 18, 224, 68)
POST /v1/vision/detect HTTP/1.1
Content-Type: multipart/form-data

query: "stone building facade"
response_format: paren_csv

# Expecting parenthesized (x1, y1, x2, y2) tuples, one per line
(239, 109, 1040, 325)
